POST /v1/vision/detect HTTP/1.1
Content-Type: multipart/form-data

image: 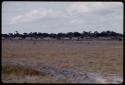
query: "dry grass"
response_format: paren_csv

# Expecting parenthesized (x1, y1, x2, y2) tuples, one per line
(2, 64, 46, 76)
(2, 64, 70, 83)
(2, 40, 123, 82)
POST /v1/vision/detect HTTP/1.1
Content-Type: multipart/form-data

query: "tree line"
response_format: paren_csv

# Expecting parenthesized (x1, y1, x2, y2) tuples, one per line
(2, 30, 123, 41)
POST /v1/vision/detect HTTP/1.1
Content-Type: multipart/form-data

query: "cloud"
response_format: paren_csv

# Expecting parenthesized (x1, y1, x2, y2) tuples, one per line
(69, 19, 83, 24)
(10, 9, 45, 24)
(9, 2, 122, 25)
(3, 2, 123, 33)
(66, 2, 122, 15)
(9, 9, 67, 24)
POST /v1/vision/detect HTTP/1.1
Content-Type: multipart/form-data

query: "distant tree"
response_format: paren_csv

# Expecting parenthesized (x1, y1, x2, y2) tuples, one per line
(43, 33, 49, 38)
(88, 31, 92, 38)
(73, 32, 81, 40)
(94, 31, 99, 38)
(8, 33, 14, 40)
(67, 32, 73, 40)
(49, 33, 57, 38)
(14, 31, 22, 40)
(57, 32, 66, 39)
(21, 33, 28, 39)
(29, 32, 33, 40)
(2, 30, 123, 41)
(2, 34, 9, 40)
(73, 32, 81, 37)
(32, 32, 38, 40)
(82, 31, 89, 38)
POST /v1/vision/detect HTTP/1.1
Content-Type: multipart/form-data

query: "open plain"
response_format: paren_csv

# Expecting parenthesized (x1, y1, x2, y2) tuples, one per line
(2, 40, 123, 83)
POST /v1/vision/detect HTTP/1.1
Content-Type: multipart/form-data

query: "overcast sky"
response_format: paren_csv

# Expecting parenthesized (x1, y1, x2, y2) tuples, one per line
(2, 1, 123, 34)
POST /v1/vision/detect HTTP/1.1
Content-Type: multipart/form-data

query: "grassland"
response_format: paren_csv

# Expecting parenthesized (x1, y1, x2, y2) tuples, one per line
(2, 40, 123, 83)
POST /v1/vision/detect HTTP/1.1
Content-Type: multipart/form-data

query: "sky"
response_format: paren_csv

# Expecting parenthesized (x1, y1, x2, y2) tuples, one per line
(2, 1, 123, 34)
